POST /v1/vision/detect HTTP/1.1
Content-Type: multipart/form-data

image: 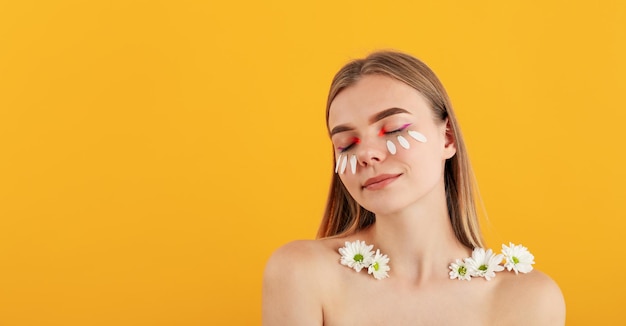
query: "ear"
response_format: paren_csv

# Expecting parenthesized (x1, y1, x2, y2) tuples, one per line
(443, 118, 457, 159)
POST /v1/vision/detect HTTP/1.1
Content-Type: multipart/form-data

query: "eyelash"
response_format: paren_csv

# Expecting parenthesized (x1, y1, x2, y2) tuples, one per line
(337, 124, 412, 153)
(380, 123, 412, 136)
(384, 127, 404, 135)
(338, 137, 360, 153)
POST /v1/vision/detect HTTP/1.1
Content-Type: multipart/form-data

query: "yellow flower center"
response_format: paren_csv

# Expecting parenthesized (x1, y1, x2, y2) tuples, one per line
(354, 254, 364, 262)
(458, 266, 467, 276)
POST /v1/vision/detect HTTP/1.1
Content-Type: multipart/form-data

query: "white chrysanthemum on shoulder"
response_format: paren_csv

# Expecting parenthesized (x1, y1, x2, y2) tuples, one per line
(449, 258, 472, 281)
(466, 248, 505, 281)
(367, 249, 390, 280)
(338, 240, 374, 272)
(502, 242, 535, 274)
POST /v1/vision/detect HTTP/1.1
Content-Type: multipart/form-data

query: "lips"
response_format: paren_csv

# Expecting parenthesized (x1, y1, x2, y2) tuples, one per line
(362, 173, 402, 190)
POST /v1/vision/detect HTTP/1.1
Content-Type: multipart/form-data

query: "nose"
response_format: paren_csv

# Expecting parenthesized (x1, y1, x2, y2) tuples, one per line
(356, 137, 387, 168)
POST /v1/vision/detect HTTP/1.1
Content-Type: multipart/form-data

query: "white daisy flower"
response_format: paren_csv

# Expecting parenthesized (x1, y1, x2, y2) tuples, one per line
(449, 258, 472, 281)
(502, 242, 535, 274)
(466, 248, 504, 281)
(367, 249, 390, 280)
(338, 240, 374, 272)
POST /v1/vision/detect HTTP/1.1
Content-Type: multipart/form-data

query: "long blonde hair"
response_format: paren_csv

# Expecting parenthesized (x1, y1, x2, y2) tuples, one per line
(316, 50, 484, 249)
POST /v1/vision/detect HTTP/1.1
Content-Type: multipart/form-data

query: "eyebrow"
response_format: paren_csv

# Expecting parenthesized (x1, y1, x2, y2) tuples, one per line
(329, 107, 411, 136)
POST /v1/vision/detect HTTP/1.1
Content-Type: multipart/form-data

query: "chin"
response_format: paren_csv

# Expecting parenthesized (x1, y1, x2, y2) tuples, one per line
(360, 196, 413, 216)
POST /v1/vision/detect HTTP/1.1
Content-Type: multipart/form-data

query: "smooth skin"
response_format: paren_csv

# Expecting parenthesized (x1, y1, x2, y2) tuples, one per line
(263, 75, 565, 325)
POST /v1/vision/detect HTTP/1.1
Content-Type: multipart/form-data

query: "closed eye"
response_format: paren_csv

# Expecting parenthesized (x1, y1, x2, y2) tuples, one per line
(338, 143, 355, 153)
(383, 123, 412, 135)
(338, 137, 360, 153)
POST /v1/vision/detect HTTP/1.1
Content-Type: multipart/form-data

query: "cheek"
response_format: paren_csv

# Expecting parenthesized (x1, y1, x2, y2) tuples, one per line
(390, 135, 427, 159)
(339, 173, 360, 191)
(411, 148, 446, 181)
(396, 141, 443, 175)
(338, 174, 364, 203)
(383, 130, 428, 156)
(335, 153, 358, 175)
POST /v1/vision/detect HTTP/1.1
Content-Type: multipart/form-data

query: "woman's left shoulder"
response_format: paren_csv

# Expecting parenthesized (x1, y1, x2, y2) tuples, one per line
(492, 269, 566, 325)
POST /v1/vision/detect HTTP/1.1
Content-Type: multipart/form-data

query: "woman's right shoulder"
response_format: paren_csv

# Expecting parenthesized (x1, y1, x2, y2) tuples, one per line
(262, 239, 345, 325)
(264, 238, 342, 273)
(263, 237, 352, 288)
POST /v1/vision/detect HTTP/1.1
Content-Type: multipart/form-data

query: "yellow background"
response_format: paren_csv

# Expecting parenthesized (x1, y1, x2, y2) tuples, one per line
(1, 1, 624, 325)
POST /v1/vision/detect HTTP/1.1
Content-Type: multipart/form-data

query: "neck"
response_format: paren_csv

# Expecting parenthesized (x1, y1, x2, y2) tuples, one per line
(364, 183, 471, 283)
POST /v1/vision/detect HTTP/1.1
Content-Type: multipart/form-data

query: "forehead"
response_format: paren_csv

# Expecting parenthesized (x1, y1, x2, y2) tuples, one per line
(328, 74, 432, 128)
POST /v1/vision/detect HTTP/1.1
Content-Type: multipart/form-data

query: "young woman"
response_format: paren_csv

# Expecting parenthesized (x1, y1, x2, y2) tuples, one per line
(263, 51, 565, 325)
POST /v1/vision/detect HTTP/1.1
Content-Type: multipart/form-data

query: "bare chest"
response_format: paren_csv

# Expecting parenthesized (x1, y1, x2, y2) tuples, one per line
(322, 280, 500, 326)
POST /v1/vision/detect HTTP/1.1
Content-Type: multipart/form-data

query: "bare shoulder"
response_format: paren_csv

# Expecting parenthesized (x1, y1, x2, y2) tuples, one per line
(262, 239, 341, 326)
(492, 269, 566, 325)
(264, 239, 339, 275)
(263, 239, 334, 295)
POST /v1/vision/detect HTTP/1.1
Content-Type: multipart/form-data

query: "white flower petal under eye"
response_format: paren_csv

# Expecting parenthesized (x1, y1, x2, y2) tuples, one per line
(340, 155, 348, 174)
(502, 242, 535, 274)
(397, 135, 410, 149)
(338, 240, 374, 272)
(367, 249, 390, 280)
(349, 155, 357, 174)
(466, 248, 504, 281)
(386, 140, 397, 155)
(335, 154, 342, 173)
(408, 130, 427, 143)
(449, 259, 472, 281)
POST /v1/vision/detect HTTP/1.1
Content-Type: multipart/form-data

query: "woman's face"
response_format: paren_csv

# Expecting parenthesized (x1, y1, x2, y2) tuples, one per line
(328, 74, 456, 216)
